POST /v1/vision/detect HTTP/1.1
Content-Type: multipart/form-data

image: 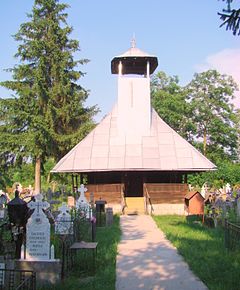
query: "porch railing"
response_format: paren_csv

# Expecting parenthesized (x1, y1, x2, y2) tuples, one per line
(143, 183, 154, 215)
(120, 183, 126, 214)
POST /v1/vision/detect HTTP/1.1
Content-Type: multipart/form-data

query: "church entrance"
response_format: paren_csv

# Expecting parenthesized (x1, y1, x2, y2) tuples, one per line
(124, 172, 143, 197)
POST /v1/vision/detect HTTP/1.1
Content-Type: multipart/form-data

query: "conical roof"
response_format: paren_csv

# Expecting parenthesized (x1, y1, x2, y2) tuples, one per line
(52, 105, 216, 173)
(111, 41, 158, 75)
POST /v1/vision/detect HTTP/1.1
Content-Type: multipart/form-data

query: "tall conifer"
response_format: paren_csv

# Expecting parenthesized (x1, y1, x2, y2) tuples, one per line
(0, 0, 98, 192)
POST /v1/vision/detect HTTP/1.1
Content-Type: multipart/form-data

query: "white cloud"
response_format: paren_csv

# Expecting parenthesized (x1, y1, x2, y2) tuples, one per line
(196, 48, 240, 109)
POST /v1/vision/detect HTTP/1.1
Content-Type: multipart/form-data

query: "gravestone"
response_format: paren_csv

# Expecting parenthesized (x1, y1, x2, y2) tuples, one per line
(90, 192, 94, 206)
(0, 193, 7, 219)
(200, 182, 208, 199)
(225, 183, 231, 194)
(55, 203, 73, 235)
(106, 207, 113, 226)
(76, 184, 91, 218)
(237, 198, 240, 220)
(0, 262, 5, 286)
(26, 194, 51, 261)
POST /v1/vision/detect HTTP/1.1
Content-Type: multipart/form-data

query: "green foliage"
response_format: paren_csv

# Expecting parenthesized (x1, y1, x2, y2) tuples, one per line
(186, 70, 238, 161)
(0, 0, 99, 189)
(219, 0, 240, 35)
(154, 215, 240, 290)
(188, 161, 240, 189)
(151, 69, 238, 164)
(151, 71, 195, 141)
(41, 215, 121, 290)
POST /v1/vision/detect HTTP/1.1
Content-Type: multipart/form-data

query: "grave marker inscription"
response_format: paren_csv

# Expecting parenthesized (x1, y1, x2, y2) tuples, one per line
(26, 194, 51, 261)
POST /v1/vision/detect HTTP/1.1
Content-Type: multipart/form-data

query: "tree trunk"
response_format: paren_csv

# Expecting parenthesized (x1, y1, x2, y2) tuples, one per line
(35, 156, 41, 194)
(203, 129, 207, 156)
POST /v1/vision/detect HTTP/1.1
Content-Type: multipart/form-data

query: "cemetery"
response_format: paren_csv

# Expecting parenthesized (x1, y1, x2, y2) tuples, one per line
(0, 183, 118, 289)
(0, 177, 240, 289)
(0, 1, 240, 289)
(0, 39, 239, 290)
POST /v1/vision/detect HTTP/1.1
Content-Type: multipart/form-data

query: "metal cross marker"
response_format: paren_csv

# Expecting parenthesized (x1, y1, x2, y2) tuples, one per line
(27, 193, 50, 215)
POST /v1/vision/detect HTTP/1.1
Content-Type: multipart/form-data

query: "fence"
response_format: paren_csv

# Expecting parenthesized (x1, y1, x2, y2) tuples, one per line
(53, 212, 97, 279)
(0, 268, 36, 290)
(224, 219, 240, 250)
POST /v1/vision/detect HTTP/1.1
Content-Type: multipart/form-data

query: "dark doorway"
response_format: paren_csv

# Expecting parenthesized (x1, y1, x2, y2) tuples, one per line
(124, 172, 143, 197)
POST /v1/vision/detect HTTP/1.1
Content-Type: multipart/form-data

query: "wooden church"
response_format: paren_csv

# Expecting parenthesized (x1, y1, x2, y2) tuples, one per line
(52, 41, 216, 215)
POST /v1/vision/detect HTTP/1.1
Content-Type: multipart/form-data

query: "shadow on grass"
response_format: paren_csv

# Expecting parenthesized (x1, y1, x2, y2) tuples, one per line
(39, 215, 121, 290)
(154, 215, 240, 290)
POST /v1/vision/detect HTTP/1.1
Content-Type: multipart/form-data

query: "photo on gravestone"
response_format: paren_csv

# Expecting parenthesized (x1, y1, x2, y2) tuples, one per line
(26, 194, 51, 261)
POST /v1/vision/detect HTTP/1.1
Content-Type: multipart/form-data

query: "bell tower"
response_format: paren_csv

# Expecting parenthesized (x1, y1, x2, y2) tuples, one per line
(111, 40, 158, 137)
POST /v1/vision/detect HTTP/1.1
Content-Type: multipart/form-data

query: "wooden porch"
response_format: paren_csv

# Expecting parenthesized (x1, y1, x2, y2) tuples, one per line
(84, 183, 188, 215)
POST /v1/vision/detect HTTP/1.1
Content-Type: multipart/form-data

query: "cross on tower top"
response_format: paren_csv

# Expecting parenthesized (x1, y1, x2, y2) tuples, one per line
(131, 35, 136, 48)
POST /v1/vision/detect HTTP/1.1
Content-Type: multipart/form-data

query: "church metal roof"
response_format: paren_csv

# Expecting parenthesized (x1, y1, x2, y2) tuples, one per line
(51, 106, 216, 173)
(111, 42, 158, 75)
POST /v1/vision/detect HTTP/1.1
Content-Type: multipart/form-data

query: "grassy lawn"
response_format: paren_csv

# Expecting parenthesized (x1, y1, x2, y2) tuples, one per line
(40, 215, 121, 290)
(153, 215, 240, 290)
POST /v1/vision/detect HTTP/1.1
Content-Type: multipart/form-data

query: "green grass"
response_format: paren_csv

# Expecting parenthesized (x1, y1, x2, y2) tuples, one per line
(153, 215, 240, 290)
(40, 215, 121, 290)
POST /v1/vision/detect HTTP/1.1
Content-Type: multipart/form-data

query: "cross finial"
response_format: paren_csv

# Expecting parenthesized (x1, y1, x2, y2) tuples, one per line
(27, 193, 50, 215)
(58, 202, 69, 214)
(78, 184, 87, 196)
(131, 34, 136, 48)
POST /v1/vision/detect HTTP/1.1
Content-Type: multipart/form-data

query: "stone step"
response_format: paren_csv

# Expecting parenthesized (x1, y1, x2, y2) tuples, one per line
(125, 197, 145, 215)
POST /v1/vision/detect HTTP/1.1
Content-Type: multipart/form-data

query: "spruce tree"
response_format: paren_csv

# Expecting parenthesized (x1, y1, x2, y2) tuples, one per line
(0, 0, 98, 193)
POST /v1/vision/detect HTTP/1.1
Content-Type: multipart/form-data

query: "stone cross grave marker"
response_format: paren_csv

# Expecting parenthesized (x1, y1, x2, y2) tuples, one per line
(55, 203, 73, 235)
(26, 194, 51, 261)
(76, 184, 91, 218)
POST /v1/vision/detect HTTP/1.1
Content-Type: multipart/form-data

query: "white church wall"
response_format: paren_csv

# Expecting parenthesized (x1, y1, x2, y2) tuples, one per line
(149, 204, 185, 215)
(117, 77, 150, 137)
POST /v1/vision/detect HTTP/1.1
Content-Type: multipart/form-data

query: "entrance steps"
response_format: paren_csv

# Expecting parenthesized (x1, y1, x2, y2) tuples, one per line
(124, 197, 145, 215)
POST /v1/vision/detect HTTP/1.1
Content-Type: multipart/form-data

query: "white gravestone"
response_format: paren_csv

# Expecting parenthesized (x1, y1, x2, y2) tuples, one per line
(26, 194, 51, 261)
(0, 193, 7, 219)
(76, 184, 91, 218)
(200, 182, 208, 199)
(225, 183, 231, 194)
(55, 203, 73, 235)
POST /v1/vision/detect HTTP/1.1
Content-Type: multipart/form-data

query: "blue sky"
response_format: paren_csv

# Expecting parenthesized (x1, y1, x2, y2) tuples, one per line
(0, 1, 239, 121)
